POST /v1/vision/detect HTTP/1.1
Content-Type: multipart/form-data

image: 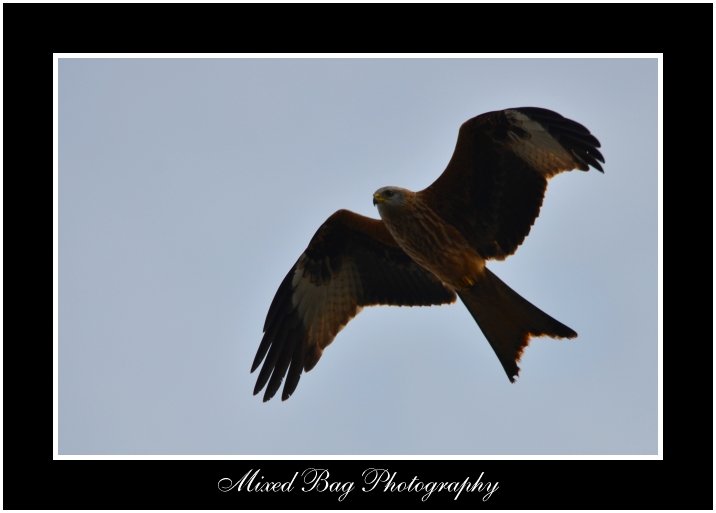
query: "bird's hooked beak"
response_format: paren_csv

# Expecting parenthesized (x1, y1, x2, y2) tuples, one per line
(372, 192, 384, 206)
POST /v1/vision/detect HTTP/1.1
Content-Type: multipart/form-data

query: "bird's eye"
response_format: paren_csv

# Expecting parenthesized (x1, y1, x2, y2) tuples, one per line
(384, 190, 394, 198)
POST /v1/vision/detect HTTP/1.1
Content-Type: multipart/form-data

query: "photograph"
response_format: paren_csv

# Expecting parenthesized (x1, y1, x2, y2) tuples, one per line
(57, 56, 658, 457)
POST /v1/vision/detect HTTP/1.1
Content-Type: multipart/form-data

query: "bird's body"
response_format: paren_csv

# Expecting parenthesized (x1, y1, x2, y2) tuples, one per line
(374, 187, 485, 290)
(251, 107, 604, 401)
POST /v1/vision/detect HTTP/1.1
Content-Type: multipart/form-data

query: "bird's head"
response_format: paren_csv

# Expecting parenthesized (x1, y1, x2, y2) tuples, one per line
(372, 187, 411, 212)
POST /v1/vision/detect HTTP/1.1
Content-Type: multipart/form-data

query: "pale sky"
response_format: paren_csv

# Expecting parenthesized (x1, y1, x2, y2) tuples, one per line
(58, 57, 658, 455)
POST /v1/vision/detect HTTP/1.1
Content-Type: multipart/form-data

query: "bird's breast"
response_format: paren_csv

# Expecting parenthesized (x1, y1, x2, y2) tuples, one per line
(380, 202, 485, 290)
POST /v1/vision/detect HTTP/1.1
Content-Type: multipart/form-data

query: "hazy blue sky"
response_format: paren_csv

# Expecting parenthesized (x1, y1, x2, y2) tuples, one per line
(58, 57, 658, 455)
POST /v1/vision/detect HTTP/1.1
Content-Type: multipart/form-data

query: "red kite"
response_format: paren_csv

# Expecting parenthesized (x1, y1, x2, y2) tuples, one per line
(252, 107, 604, 401)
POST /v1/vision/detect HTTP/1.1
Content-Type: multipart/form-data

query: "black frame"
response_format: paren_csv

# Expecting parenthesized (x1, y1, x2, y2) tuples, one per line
(4, 3, 711, 509)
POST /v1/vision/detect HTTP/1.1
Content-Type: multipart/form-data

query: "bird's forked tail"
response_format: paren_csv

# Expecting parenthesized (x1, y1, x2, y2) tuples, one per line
(457, 268, 577, 382)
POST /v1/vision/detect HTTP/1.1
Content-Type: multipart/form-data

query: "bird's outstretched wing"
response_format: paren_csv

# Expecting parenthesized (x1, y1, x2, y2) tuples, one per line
(420, 107, 605, 260)
(251, 209, 456, 401)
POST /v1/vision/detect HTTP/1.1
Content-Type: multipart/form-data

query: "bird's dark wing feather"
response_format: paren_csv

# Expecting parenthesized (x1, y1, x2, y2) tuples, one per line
(420, 107, 605, 259)
(251, 209, 456, 401)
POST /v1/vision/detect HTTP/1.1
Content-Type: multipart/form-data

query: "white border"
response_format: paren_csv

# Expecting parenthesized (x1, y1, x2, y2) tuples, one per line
(54, 52, 662, 59)
(656, 55, 663, 459)
(53, 53, 663, 461)
(53, 54, 60, 458)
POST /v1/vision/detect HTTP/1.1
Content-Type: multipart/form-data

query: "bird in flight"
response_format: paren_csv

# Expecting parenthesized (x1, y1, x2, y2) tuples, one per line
(251, 107, 604, 401)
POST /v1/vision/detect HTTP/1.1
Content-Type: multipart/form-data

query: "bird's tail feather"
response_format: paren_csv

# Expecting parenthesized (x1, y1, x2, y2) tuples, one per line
(457, 268, 577, 382)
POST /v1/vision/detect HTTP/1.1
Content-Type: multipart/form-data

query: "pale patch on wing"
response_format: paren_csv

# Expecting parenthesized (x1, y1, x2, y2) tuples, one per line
(291, 256, 364, 354)
(504, 109, 580, 177)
